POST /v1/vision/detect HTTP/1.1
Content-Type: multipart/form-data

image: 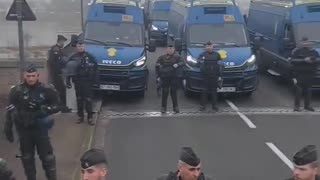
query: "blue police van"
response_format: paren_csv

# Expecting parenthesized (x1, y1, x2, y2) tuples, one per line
(147, 0, 173, 45)
(168, 0, 258, 96)
(84, 0, 156, 96)
(247, 0, 320, 89)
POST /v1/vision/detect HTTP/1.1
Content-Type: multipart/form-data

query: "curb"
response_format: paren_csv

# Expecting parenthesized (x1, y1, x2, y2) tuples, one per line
(72, 102, 103, 180)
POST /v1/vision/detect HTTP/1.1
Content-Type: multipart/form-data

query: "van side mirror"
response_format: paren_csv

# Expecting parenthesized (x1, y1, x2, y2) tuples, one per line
(169, 34, 174, 41)
(283, 38, 295, 49)
(243, 15, 247, 24)
(174, 38, 185, 52)
(148, 39, 156, 52)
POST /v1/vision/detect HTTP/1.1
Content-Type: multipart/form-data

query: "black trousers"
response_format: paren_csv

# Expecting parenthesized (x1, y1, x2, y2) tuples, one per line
(201, 75, 218, 107)
(161, 77, 178, 108)
(51, 74, 66, 106)
(18, 128, 56, 180)
(294, 76, 312, 108)
(74, 81, 93, 118)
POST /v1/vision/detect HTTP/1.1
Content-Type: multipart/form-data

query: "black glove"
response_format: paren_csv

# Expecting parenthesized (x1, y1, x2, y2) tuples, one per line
(4, 128, 14, 143)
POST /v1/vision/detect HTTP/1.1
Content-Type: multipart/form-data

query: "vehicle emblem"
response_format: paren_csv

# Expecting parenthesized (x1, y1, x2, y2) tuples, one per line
(108, 48, 117, 57)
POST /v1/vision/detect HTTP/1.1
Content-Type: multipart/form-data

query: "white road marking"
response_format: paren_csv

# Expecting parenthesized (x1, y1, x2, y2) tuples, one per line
(266, 142, 294, 170)
(226, 100, 257, 128)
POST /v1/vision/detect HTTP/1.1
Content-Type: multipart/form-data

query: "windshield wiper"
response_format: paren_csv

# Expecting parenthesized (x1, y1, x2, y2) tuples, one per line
(104, 41, 133, 47)
(308, 40, 320, 44)
(85, 38, 133, 47)
(189, 42, 205, 47)
(84, 38, 109, 46)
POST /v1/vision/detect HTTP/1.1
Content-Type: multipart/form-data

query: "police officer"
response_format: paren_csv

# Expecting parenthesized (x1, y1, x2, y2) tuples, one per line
(284, 145, 319, 180)
(66, 39, 97, 125)
(80, 148, 108, 180)
(290, 37, 320, 112)
(47, 35, 70, 112)
(157, 147, 212, 180)
(0, 158, 15, 180)
(156, 43, 184, 114)
(3, 64, 60, 180)
(198, 41, 223, 111)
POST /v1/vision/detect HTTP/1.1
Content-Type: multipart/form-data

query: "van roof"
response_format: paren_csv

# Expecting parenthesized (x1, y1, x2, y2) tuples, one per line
(251, 0, 320, 7)
(173, 0, 236, 7)
(94, 0, 140, 6)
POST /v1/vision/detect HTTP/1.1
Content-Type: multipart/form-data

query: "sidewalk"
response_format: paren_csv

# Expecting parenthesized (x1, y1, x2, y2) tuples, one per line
(0, 67, 95, 180)
(0, 110, 95, 180)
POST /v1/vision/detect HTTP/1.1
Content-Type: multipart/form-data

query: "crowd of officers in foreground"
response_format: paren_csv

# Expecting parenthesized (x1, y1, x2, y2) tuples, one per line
(0, 34, 319, 180)
(1, 145, 319, 180)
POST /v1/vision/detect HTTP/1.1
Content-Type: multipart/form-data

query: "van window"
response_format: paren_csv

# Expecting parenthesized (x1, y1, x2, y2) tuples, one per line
(247, 10, 283, 38)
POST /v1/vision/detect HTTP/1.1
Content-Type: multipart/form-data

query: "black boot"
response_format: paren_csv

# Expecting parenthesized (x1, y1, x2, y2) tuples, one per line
(87, 115, 95, 126)
(305, 106, 315, 112)
(212, 106, 219, 112)
(77, 117, 84, 124)
(161, 107, 166, 114)
(294, 106, 300, 112)
(173, 107, 180, 113)
(199, 105, 206, 111)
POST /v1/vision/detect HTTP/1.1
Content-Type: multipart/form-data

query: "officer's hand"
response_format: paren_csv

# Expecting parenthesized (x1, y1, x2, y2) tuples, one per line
(28, 101, 39, 110)
(4, 129, 14, 143)
(218, 77, 222, 81)
(66, 84, 72, 89)
(292, 78, 298, 85)
(157, 77, 161, 82)
(305, 57, 312, 63)
(173, 64, 179, 68)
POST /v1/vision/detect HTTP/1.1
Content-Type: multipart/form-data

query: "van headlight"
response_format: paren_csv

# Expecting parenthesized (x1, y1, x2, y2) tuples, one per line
(186, 55, 198, 64)
(245, 55, 256, 67)
(151, 25, 158, 31)
(134, 56, 146, 67)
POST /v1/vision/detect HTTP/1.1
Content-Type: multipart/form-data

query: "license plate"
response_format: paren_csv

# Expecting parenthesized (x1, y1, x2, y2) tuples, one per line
(100, 85, 120, 91)
(217, 87, 236, 92)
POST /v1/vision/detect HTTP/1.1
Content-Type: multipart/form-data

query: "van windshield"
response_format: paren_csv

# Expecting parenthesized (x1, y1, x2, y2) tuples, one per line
(85, 22, 144, 46)
(294, 23, 320, 45)
(151, 10, 169, 21)
(188, 24, 248, 46)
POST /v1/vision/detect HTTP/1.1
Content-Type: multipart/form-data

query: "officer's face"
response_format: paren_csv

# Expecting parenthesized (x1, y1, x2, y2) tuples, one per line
(24, 72, 39, 86)
(166, 47, 175, 55)
(206, 45, 214, 52)
(178, 163, 201, 180)
(77, 44, 85, 53)
(293, 164, 318, 180)
(58, 40, 66, 47)
(81, 165, 107, 180)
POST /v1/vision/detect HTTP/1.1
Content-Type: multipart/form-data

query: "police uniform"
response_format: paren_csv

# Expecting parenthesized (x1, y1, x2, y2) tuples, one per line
(47, 35, 68, 110)
(198, 41, 223, 111)
(80, 148, 108, 169)
(0, 158, 15, 180)
(285, 145, 320, 180)
(156, 44, 184, 113)
(157, 147, 212, 180)
(66, 40, 98, 125)
(4, 65, 60, 180)
(290, 41, 320, 111)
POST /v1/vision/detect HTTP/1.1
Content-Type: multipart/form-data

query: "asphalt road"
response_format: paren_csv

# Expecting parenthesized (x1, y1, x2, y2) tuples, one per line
(96, 47, 320, 180)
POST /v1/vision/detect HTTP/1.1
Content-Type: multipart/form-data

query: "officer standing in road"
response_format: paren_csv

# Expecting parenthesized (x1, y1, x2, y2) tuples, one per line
(0, 158, 15, 180)
(157, 147, 212, 180)
(47, 35, 70, 112)
(80, 148, 108, 180)
(198, 41, 223, 111)
(156, 43, 184, 114)
(290, 37, 320, 112)
(3, 64, 60, 180)
(284, 145, 319, 180)
(66, 39, 98, 125)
